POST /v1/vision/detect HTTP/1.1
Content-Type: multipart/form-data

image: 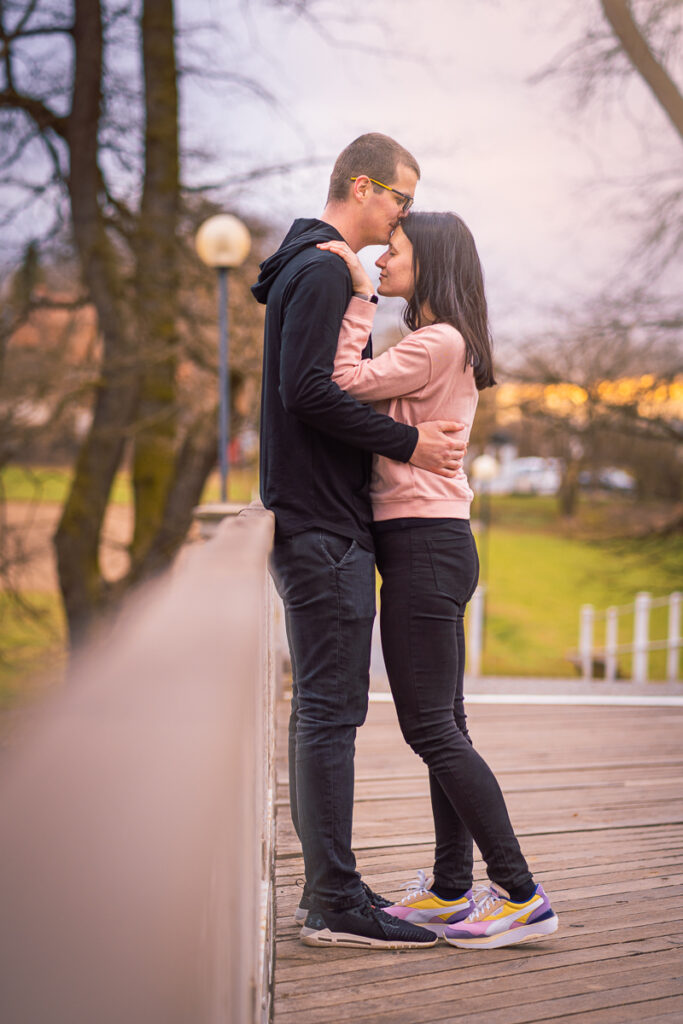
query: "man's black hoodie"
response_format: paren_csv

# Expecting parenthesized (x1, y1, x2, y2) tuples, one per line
(252, 218, 418, 548)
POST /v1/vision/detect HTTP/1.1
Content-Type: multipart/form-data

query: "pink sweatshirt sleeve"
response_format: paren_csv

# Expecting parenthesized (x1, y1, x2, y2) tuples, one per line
(332, 297, 433, 401)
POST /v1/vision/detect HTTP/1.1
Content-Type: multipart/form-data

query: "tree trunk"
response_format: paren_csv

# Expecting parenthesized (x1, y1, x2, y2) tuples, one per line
(4, 0, 254, 650)
(600, 0, 683, 144)
(130, 411, 218, 583)
(54, 0, 140, 645)
(558, 460, 580, 518)
(130, 0, 181, 566)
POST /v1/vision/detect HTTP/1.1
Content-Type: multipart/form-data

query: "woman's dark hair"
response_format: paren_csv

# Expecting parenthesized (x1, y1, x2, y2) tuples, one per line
(401, 212, 496, 390)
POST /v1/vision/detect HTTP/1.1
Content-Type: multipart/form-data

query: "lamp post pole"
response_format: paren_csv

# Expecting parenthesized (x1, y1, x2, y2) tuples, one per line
(218, 266, 229, 502)
(195, 214, 251, 505)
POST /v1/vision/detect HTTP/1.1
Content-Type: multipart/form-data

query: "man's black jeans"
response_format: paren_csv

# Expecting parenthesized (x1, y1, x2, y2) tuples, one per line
(270, 529, 375, 911)
(374, 519, 533, 896)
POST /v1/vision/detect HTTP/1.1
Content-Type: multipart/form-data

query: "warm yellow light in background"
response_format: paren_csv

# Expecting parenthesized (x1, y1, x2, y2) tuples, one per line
(195, 214, 251, 268)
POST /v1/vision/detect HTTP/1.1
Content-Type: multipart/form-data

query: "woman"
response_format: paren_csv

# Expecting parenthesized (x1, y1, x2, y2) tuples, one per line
(317, 213, 558, 949)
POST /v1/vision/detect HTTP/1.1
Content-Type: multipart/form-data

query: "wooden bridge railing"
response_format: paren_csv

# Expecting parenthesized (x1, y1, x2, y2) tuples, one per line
(0, 505, 277, 1024)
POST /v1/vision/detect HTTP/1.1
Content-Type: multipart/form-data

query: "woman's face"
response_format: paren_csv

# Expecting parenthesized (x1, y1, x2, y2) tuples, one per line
(375, 226, 415, 302)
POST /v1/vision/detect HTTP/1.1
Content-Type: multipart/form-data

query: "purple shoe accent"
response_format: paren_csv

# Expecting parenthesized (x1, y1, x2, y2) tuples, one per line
(522, 884, 552, 924)
(444, 883, 559, 949)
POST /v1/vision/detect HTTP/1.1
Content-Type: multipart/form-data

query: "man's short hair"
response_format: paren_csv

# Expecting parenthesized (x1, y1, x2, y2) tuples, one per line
(327, 133, 420, 203)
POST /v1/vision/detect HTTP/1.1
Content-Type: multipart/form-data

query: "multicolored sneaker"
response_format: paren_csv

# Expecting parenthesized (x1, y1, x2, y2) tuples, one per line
(294, 880, 393, 926)
(444, 883, 559, 949)
(300, 900, 438, 950)
(383, 869, 473, 936)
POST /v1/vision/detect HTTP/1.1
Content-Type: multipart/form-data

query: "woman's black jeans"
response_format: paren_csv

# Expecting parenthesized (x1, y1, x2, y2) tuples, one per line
(374, 519, 533, 896)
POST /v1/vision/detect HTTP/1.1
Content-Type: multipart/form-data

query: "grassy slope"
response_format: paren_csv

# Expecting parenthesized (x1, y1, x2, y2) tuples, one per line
(480, 526, 681, 677)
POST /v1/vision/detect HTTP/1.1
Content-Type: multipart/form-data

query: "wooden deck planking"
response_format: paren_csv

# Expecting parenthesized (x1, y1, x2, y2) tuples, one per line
(272, 699, 683, 1023)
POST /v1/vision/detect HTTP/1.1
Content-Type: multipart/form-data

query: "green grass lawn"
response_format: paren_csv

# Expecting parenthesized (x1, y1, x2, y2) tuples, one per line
(0, 592, 67, 708)
(0, 464, 259, 506)
(198, 467, 260, 504)
(476, 526, 681, 678)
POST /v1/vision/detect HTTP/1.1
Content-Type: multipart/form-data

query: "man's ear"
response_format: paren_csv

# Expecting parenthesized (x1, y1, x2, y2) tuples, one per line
(352, 175, 370, 203)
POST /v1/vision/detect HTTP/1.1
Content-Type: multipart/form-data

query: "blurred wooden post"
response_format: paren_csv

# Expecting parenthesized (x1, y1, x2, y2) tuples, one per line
(632, 591, 651, 684)
(605, 606, 618, 682)
(580, 604, 594, 680)
(0, 506, 275, 1024)
(667, 591, 681, 682)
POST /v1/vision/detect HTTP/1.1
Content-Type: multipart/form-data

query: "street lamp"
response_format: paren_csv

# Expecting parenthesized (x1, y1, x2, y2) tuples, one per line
(195, 214, 251, 503)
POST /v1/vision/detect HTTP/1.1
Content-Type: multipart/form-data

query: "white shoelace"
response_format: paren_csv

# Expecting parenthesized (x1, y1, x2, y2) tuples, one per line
(399, 868, 433, 905)
(467, 884, 504, 921)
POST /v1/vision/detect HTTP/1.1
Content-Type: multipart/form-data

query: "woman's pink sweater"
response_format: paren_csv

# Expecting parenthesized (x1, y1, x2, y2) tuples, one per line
(332, 296, 478, 521)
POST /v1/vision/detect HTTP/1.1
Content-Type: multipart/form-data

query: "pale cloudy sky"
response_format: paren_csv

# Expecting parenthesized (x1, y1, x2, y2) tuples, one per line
(3, 1, 677, 346)
(177, 0, 681, 344)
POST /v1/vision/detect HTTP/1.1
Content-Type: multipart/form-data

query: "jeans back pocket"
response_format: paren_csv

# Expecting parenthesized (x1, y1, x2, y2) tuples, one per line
(426, 529, 479, 606)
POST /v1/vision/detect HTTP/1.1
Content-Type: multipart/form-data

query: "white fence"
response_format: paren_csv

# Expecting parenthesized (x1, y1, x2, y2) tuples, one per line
(578, 591, 681, 683)
(0, 505, 277, 1024)
(467, 587, 682, 683)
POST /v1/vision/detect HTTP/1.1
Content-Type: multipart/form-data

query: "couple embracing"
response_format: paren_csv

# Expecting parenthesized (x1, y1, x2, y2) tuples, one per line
(252, 133, 558, 951)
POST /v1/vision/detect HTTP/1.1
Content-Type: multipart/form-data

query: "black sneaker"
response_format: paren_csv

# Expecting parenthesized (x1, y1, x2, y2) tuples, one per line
(362, 881, 394, 910)
(300, 901, 438, 949)
(294, 880, 393, 926)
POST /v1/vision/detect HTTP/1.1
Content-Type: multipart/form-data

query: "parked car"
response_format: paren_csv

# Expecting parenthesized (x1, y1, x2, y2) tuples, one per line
(578, 467, 636, 493)
(486, 457, 561, 496)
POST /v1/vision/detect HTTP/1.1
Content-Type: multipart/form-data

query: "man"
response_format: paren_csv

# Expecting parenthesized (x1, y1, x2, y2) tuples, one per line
(252, 133, 466, 949)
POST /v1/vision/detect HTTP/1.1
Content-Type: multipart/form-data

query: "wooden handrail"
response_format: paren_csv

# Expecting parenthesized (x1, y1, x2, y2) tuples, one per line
(0, 505, 276, 1024)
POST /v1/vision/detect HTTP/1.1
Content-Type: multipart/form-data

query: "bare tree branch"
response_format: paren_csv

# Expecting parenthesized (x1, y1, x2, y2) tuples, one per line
(184, 155, 329, 193)
(178, 63, 277, 104)
(600, 0, 683, 143)
(0, 88, 67, 137)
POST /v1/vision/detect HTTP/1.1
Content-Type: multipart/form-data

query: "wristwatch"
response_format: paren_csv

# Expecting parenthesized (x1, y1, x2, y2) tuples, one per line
(353, 292, 378, 304)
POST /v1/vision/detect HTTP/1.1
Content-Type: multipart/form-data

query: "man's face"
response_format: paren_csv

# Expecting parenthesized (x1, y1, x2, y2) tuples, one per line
(361, 163, 418, 246)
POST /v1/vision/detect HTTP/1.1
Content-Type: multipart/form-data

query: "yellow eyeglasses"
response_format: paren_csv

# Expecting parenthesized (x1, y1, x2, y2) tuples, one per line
(350, 176, 414, 212)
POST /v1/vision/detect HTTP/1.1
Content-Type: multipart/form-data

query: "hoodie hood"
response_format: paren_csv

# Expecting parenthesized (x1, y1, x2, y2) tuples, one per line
(251, 218, 345, 304)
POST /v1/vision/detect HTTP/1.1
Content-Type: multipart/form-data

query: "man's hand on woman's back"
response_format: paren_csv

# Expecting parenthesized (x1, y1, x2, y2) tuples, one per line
(411, 421, 467, 478)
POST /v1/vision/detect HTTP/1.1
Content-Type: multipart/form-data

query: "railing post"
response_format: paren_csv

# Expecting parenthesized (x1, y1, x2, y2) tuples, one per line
(468, 585, 485, 677)
(667, 591, 681, 682)
(632, 591, 651, 683)
(580, 604, 594, 680)
(605, 606, 618, 682)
